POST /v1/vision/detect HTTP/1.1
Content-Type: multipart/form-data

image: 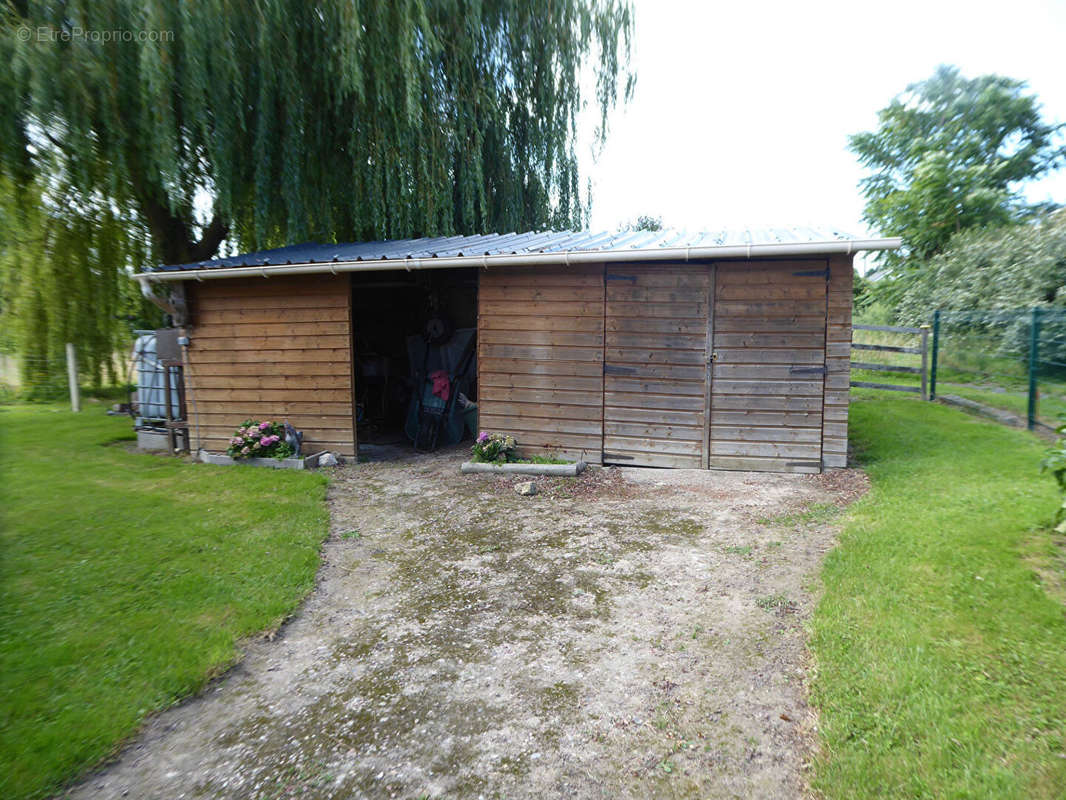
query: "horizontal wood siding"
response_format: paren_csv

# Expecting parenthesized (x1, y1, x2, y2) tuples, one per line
(184, 274, 356, 456)
(477, 265, 605, 463)
(823, 254, 852, 469)
(602, 263, 710, 468)
(709, 260, 828, 474)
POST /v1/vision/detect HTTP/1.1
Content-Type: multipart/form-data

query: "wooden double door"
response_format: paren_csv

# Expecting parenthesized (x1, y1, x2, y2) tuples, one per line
(601, 260, 829, 472)
(476, 260, 831, 472)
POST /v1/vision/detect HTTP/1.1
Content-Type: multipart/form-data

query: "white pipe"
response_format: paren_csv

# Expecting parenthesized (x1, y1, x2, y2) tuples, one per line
(135, 237, 902, 284)
(140, 277, 178, 314)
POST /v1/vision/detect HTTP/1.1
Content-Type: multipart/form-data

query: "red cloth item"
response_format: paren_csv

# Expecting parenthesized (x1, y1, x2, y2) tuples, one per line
(429, 369, 451, 402)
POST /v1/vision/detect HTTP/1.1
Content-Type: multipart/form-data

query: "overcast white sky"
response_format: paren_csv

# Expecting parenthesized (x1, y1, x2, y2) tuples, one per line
(582, 0, 1066, 246)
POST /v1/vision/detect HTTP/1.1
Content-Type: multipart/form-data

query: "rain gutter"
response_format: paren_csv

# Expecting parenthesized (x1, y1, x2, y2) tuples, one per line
(135, 237, 902, 284)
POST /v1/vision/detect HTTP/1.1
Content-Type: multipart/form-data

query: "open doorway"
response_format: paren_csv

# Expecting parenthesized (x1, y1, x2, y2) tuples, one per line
(350, 268, 478, 455)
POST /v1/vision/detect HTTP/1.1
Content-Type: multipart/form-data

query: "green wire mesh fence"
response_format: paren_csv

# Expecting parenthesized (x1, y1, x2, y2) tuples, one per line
(929, 308, 1066, 431)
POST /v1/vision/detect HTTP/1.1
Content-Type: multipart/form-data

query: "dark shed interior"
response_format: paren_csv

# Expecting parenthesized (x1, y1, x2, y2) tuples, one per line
(350, 268, 478, 445)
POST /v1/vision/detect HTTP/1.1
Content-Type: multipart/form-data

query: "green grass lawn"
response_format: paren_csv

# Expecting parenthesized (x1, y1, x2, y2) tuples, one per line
(851, 366, 1066, 426)
(811, 393, 1066, 798)
(849, 339, 1060, 425)
(0, 405, 329, 799)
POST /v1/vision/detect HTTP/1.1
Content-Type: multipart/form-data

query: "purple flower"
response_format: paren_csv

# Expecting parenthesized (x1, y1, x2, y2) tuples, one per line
(259, 421, 272, 431)
(260, 436, 272, 446)
(477, 431, 490, 443)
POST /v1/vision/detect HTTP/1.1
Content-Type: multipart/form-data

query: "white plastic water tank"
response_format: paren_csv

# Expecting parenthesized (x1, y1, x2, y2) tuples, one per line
(134, 333, 181, 421)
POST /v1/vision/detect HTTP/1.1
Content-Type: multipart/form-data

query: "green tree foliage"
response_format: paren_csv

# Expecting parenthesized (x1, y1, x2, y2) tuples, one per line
(4, 0, 633, 255)
(625, 214, 663, 231)
(852, 268, 876, 316)
(851, 65, 1065, 272)
(895, 210, 1066, 365)
(0, 0, 634, 387)
(897, 209, 1066, 320)
(0, 182, 159, 392)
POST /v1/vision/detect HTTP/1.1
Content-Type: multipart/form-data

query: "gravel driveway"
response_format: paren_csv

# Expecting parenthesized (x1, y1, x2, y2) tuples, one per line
(69, 451, 865, 799)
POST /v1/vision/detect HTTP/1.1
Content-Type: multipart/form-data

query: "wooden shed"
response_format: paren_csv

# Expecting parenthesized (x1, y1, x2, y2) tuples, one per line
(138, 229, 899, 473)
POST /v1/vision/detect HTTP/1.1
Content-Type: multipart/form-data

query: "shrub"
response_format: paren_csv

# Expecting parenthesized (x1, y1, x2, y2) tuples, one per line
(227, 419, 295, 460)
(1042, 422, 1066, 532)
(472, 431, 517, 463)
(897, 209, 1066, 325)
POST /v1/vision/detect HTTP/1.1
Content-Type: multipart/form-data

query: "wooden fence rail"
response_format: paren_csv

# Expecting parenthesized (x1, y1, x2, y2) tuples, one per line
(850, 324, 930, 400)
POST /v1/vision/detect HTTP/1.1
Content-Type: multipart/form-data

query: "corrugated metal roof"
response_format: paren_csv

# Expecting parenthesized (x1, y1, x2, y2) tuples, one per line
(152, 226, 863, 272)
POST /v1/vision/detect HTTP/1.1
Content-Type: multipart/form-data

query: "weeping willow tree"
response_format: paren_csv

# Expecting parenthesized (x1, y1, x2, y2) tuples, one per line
(0, 181, 157, 393)
(0, 0, 633, 389)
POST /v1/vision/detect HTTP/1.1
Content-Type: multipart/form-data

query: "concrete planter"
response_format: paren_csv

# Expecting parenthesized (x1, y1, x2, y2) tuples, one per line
(938, 395, 1024, 428)
(136, 427, 190, 452)
(136, 428, 169, 451)
(198, 449, 331, 470)
(460, 460, 587, 476)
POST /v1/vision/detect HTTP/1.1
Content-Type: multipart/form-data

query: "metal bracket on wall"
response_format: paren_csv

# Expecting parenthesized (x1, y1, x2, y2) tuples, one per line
(789, 365, 826, 376)
(792, 268, 829, 278)
(605, 273, 637, 282)
(604, 365, 638, 376)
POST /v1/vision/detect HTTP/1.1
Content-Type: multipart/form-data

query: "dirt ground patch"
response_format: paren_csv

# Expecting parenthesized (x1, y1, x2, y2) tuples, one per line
(68, 450, 866, 799)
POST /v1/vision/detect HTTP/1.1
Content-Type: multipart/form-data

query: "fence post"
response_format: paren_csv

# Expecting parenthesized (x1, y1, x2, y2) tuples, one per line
(920, 325, 930, 400)
(929, 310, 940, 401)
(65, 342, 80, 413)
(1028, 306, 1042, 430)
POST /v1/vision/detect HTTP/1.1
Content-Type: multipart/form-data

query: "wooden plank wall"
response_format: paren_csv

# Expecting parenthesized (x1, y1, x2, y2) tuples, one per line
(708, 260, 828, 474)
(602, 263, 710, 468)
(477, 264, 605, 463)
(183, 274, 357, 456)
(822, 254, 853, 468)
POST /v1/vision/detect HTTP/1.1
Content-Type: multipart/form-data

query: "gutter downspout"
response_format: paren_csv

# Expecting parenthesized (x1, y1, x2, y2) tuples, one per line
(138, 277, 188, 327)
(135, 238, 903, 283)
(139, 276, 178, 315)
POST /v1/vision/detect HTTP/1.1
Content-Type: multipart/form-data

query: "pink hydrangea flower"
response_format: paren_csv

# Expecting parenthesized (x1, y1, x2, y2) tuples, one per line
(259, 421, 272, 431)
(240, 446, 250, 455)
(260, 436, 271, 446)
